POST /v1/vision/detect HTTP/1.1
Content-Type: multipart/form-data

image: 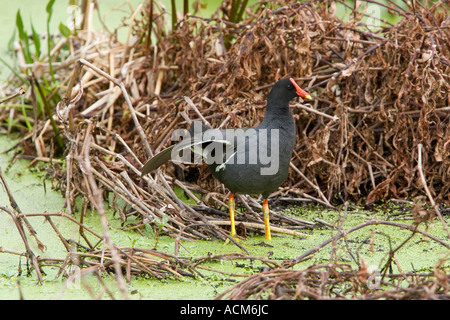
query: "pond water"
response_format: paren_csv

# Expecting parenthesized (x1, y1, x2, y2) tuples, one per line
(0, 135, 235, 299)
(1, 132, 448, 300)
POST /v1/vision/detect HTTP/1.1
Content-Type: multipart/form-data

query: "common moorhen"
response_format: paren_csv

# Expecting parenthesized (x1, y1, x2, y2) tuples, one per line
(141, 78, 312, 240)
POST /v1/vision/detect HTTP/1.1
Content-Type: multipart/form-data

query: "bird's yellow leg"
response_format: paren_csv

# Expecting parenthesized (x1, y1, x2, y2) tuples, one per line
(262, 199, 272, 241)
(229, 193, 237, 239)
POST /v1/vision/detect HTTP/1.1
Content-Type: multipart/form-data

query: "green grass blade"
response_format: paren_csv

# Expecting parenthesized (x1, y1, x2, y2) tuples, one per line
(16, 10, 33, 64)
(8, 29, 17, 53)
(21, 96, 32, 131)
(31, 23, 41, 58)
(183, 0, 188, 16)
(0, 56, 30, 85)
(171, 0, 177, 29)
(15, 10, 26, 40)
(46, 0, 56, 14)
(59, 22, 72, 38)
(34, 78, 64, 150)
(46, 0, 56, 83)
(236, 0, 249, 23)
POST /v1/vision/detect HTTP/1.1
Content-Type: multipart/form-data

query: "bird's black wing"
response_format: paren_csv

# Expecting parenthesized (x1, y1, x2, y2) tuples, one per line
(140, 137, 233, 176)
(140, 145, 176, 175)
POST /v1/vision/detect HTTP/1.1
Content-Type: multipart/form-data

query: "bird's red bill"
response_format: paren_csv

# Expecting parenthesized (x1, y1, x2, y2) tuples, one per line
(290, 78, 312, 100)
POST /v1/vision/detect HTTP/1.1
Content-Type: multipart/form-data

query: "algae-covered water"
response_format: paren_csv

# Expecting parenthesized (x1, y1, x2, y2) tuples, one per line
(1, 134, 449, 300)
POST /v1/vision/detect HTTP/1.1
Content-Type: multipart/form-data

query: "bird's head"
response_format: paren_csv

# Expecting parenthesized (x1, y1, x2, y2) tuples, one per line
(268, 78, 312, 105)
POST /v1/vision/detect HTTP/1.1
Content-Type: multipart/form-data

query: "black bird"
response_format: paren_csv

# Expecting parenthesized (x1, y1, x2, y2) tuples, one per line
(141, 78, 312, 240)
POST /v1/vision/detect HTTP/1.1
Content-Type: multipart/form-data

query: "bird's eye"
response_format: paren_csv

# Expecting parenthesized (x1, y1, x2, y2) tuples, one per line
(287, 84, 293, 90)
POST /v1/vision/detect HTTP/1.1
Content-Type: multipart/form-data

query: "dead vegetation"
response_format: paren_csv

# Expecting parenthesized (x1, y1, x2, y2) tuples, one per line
(216, 262, 450, 300)
(0, 0, 449, 299)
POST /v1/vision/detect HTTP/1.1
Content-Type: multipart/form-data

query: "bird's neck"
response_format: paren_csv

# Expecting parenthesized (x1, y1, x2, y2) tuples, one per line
(260, 102, 294, 129)
(264, 99, 292, 118)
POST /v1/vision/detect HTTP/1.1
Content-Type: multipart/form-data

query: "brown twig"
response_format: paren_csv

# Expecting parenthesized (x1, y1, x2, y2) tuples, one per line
(0, 88, 25, 104)
(417, 143, 450, 238)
